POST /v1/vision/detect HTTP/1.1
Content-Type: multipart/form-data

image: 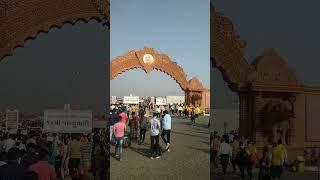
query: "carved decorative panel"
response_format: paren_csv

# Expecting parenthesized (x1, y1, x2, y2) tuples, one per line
(0, 0, 109, 60)
(211, 4, 252, 90)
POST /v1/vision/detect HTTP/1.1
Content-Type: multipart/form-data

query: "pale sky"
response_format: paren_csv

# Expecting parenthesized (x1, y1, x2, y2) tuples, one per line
(110, 0, 210, 97)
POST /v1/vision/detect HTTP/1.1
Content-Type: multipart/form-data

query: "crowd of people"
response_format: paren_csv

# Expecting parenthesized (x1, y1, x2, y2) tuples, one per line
(211, 131, 288, 180)
(0, 129, 108, 180)
(109, 104, 173, 161)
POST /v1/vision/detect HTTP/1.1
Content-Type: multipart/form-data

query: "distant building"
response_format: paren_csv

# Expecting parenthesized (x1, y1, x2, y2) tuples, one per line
(166, 96, 185, 105)
(6, 109, 19, 130)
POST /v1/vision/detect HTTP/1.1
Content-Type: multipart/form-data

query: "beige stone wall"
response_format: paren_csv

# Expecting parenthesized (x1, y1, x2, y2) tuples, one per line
(305, 94, 320, 146)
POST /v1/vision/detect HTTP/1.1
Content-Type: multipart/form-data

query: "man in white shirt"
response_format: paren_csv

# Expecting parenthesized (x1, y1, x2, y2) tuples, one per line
(149, 113, 161, 159)
(217, 138, 232, 176)
(161, 110, 172, 151)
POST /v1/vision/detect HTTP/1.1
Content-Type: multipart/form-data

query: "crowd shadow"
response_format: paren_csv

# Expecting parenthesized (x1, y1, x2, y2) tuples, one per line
(129, 146, 150, 158)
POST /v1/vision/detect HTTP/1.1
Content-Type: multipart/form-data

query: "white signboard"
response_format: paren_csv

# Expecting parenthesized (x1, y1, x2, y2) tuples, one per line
(43, 109, 92, 133)
(123, 96, 140, 104)
(166, 96, 185, 105)
(156, 97, 167, 105)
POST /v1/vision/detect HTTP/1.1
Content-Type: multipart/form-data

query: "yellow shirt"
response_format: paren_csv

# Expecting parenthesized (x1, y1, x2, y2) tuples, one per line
(195, 107, 201, 114)
(271, 146, 284, 166)
(278, 144, 286, 153)
(212, 138, 220, 151)
(247, 144, 257, 155)
(231, 140, 240, 154)
(68, 140, 82, 159)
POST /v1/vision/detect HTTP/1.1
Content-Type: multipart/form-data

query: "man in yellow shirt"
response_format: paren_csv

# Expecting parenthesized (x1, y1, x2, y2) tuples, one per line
(270, 142, 284, 179)
(243, 140, 256, 179)
(211, 136, 220, 168)
(277, 140, 287, 165)
(68, 134, 82, 178)
(194, 106, 201, 124)
(231, 136, 240, 172)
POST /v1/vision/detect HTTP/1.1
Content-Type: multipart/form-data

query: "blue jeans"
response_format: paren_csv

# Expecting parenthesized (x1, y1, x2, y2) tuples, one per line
(115, 137, 124, 158)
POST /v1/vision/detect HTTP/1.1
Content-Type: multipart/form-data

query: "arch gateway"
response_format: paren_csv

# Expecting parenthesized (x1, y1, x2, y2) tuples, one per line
(111, 46, 210, 111)
(212, 3, 320, 159)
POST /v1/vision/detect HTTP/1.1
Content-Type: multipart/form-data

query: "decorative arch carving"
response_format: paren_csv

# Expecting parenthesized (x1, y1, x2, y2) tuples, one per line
(110, 46, 204, 92)
(0, 0, 110, 60)
(211, 4, 252, 90)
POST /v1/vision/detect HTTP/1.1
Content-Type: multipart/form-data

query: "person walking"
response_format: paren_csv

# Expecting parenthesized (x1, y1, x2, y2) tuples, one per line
(130, 112, 139, 141)
(259, 149, 271, 180)
(110, 106, 118, 142)
(29, 148, 56, 180)
(217, 138, 232, 176)
(139, 114, 148, 145)
(236, 142, 250, 180)
(247, 140, 258, 178)
(68, 134, 82, 179)
(211, 135, 220, 168)
(194, 106, 201, 123)
(113, 117, 126, 161)
(79, 136, 92, 177)
(149, 113, 161, 159)
(178, 105, 183, 117)
(93, 140, 106, 180)
(231, 136, 240, 173)
(161, 110, 172, 152)
(277, 140, 288, 166)
(270, 142, 284, 180)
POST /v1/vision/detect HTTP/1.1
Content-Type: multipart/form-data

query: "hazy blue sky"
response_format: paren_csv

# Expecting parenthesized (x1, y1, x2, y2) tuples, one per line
(0, 22, 108, 112)
(213, 0, 320, 108)
(110, 0, 210, 97)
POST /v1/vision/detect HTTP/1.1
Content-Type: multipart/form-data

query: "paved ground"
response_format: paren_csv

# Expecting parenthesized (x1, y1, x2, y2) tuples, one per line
(212, 166, 319, 180)
(110, 115, 210, 180)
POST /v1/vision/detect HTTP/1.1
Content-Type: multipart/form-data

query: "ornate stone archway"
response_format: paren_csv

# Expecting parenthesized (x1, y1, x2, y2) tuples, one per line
(111, 46, 209, 111)
(0, 0, 110, 60)
(212, 2, 320, 159)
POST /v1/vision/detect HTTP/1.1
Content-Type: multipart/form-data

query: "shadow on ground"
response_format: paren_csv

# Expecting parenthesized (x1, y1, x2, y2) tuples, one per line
(130, 146, 150, 158)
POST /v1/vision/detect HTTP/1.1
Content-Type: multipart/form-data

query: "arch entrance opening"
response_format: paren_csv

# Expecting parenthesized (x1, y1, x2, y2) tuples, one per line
(111, 47, 209, 111)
